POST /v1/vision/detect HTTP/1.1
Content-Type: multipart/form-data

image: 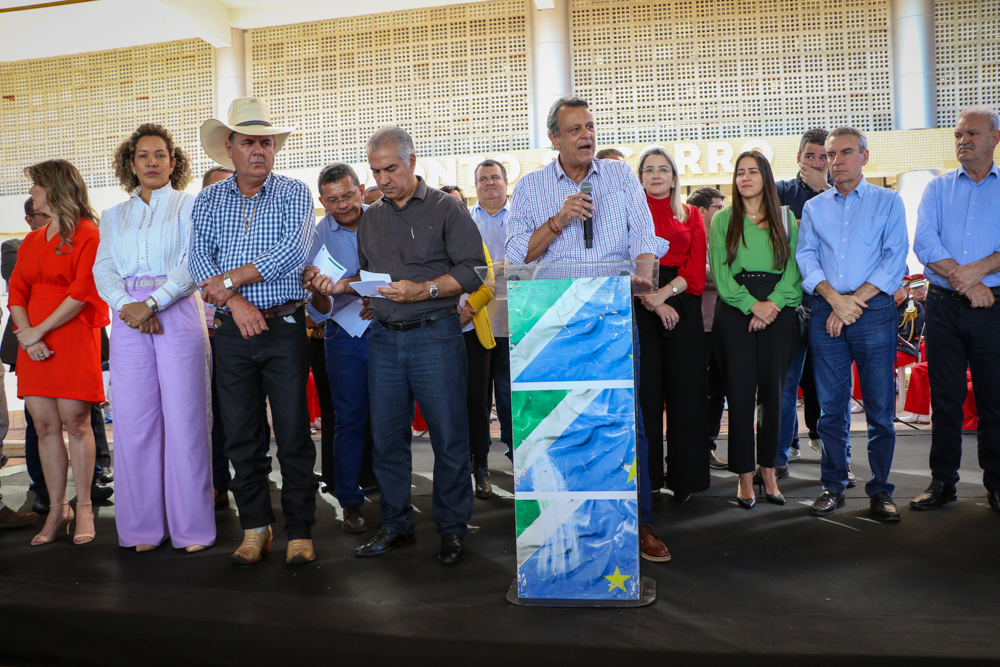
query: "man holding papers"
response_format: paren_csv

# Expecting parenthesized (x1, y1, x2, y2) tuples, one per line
(303, 163, 374, 534)
(312, 126, 486, 564)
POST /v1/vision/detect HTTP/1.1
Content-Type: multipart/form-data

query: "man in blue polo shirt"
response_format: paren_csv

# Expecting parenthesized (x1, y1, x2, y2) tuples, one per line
(910, 106, 1000, 515)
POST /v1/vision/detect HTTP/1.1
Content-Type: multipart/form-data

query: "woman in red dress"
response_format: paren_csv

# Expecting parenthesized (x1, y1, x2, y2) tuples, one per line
(8, 160, 110, 546)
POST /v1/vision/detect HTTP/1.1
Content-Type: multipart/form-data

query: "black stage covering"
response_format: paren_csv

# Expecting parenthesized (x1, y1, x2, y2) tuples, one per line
(1, 430, 999, 666)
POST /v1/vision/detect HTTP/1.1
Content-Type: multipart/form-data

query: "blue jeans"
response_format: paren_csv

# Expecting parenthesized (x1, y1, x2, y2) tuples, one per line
(325, 320, 370, 507)
(368, 313, 472, 536)
(776, 336, 809, 467)
(809, 293, 898, 497)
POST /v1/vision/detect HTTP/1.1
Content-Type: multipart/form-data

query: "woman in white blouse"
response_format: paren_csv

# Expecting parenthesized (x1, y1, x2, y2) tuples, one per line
(94, 123, 214, 553)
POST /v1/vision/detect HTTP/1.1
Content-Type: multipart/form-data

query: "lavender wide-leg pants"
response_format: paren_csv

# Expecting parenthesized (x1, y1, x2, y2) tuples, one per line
(110, 285, 215, 549)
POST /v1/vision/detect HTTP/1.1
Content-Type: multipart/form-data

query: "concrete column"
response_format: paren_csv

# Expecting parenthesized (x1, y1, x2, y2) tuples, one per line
(897, 169, 939, 271)
(215, 27, 247, 120)
(528, 0, 572, 149)
(889, 0, 936, 130)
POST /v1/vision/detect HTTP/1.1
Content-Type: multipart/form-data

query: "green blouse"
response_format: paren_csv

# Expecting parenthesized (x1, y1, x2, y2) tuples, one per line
(708, 207, 803, 315)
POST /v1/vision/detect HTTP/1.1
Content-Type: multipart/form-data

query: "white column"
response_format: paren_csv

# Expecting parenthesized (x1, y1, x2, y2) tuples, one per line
(215, 27, 247, 120)
(896, 169, 939, 272)
(889, 0, 936, 130)
(528, 0, 572, 149)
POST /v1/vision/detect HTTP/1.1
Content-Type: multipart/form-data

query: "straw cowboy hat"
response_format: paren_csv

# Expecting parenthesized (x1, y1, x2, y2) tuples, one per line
(200, 97, 295, 169)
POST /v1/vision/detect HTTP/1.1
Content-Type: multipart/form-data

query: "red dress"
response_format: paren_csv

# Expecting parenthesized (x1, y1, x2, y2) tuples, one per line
(7, 219, 110, 402)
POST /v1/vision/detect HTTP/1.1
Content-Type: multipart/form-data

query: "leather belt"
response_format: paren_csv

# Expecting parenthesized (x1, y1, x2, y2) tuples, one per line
(929, 284, 1000, 302)
(216, 300, 306, 320)
(126, 276, 167, 289)
(378, 306, 457, 332)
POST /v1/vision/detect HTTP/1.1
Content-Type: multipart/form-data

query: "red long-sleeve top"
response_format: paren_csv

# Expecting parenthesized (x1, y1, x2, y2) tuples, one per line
(646, 194, 706, 296)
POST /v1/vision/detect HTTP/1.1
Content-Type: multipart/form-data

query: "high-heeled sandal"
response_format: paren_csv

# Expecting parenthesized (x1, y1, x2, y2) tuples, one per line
(30, 502, 73, 546)
(184, 545, 209, 553)
(73, 502, 96, 545)
(136, 544, 159, 552)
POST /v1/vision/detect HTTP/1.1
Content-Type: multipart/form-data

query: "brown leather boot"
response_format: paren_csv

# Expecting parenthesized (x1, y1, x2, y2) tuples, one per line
(231, 526, 272, 565)
(639, 523, 671, 562)
(286, 539, 316, 565)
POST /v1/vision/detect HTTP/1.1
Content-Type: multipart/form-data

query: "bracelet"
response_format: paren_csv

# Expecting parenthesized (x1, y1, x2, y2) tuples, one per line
(547, 217, 562, 235)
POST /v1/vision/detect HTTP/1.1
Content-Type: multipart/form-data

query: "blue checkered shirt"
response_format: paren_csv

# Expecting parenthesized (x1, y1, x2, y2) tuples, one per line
(506, 157, 668, 264)
(189, 171, 314, 311)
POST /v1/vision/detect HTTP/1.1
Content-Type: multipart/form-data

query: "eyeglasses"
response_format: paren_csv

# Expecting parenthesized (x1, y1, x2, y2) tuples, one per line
(323, 190, 358, 206)
(708, 204, 725, 210)
(641, 166, 673, 175)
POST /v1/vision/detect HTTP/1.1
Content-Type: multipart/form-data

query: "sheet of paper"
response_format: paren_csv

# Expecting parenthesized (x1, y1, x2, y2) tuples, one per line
(311, 244, 347, 282)
(331, 300, 372, 337)
(354, 270, 393, 298)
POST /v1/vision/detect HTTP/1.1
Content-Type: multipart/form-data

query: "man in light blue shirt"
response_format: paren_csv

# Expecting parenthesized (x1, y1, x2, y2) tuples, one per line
(303, 163, 372, 535)
(910, 106, 1000, 515)
(796, 126, 909, 521)
(469, 159, 512, 472)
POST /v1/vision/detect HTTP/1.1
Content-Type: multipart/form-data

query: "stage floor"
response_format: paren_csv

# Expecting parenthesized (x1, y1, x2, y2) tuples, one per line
(1, 430, 998, 666)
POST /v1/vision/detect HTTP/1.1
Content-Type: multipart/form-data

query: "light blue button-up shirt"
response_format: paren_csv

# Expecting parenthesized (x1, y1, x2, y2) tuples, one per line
(913, 163, 1000, 289)
(469, 199, 510, 268)
(304, 206, 367, 324)
(796, 177, 909, 296)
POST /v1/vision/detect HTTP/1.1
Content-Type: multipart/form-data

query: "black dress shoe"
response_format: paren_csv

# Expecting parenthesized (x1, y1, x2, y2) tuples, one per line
(846, 464, 857, 489)
(987, 490, 1000, 516)
(870, 491, 901, 522)
(342, 504, 367, 533)
(91, 480, 113, 502)
(473, 468, 492, 499)
(355, 528, 414, 557)
(671, 492, 691, 504)
(32, 491, 50, 514)
(439, 532, 465, 564)
(97, 466, 114, 484)
(811, 490, 845, 516)
(910, 480, 957, 510)
(709, 451, 728, 470)
(775, 465, 789, 480)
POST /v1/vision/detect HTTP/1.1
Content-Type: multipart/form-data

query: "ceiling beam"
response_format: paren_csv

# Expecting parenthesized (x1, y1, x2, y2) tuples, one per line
(154, 0, 232, 47)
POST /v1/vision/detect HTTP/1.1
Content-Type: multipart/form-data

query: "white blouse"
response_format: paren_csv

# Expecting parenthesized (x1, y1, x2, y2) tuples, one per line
(94, 183, 197, 312)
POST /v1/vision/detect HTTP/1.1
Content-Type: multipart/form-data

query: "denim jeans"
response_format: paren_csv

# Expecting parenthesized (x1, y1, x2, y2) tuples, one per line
(776, 336, 809, 467)
(214, 306, 317, 539)
(368, 313, 472, 536)
(809, 293, 898, 497)
(324, 320, 370, 507)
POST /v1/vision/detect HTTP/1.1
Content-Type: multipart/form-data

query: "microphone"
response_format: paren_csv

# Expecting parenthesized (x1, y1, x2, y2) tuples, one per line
(579, 180, 594, 249)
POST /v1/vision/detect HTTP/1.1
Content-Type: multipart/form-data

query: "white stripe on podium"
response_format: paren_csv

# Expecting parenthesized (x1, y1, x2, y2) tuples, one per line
(512, 380, 634, 391)
(515, 491, 636, 500)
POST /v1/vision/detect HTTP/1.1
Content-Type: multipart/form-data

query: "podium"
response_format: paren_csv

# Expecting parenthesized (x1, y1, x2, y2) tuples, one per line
(476, 260, 659, 608)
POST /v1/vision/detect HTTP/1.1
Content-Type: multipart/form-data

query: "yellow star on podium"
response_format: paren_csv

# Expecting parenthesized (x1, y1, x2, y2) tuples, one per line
(604, 566, 631, 592)
(622, 458, 637, 484)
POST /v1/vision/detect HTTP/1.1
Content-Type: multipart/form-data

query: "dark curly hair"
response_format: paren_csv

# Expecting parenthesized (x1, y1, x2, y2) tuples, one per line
(112, 123, 192, 193)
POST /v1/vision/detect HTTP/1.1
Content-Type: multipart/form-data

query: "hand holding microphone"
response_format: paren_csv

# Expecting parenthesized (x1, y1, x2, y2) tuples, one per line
(579, 180, 594, 248)
(553, 182, 596, 245)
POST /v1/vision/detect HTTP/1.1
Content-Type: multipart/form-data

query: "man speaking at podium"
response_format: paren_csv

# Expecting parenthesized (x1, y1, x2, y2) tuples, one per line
(507, 96, 672, 563)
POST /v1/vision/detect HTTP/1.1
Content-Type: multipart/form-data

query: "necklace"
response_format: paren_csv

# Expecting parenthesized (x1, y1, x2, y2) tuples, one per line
(240, 193, 257, 236)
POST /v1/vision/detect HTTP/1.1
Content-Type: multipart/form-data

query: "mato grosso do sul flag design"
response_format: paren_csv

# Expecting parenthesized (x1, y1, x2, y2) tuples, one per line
(508, 275, 640, 600)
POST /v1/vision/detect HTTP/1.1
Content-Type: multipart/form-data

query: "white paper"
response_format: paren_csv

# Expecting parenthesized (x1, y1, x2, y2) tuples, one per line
(331, 300, 372, 337)
(354, 270, 393, 298)
(311, 244, 347, 282)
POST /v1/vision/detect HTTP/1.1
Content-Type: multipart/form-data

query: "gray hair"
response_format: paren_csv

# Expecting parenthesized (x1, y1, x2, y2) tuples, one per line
(828, 126, 868, 152)
(318, 162, 361, 190)
(958, 106, 1000, 132)
(367, 125, 415, 163)
(636, 145, 688, 223)
(546, 96, 589, 137)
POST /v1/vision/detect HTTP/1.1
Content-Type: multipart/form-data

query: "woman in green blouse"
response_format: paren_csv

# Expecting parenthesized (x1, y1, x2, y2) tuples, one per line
(709, 150, 803, 509)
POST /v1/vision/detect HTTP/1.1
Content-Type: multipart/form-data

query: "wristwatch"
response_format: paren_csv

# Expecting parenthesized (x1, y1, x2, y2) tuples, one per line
(223, 272, 237, 293)
(670, 285, 679, 296)
(144, 296, 159, 313)
(428, 280, 439, 299)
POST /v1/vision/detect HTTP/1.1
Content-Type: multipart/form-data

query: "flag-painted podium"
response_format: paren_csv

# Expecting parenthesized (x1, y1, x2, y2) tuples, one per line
(482, 262, 657, 608)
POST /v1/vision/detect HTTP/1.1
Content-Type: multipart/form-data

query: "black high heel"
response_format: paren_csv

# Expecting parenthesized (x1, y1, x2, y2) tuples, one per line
(758, 473, 786, 505)
(737, 479, 756, 509)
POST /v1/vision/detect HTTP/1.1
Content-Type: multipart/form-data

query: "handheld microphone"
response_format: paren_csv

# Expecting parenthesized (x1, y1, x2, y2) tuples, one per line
(579, 180, 594, 249)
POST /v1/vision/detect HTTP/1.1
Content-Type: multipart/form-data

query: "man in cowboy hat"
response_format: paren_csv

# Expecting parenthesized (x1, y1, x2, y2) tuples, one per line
(189, 96, 319, 566)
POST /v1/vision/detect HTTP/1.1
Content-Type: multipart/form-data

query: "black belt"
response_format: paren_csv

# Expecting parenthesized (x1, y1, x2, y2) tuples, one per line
(378, 306, 457, 332)
(929, 284, 1000, 302)
(215, 300, 305, 319)
(733, 271, 780, 285)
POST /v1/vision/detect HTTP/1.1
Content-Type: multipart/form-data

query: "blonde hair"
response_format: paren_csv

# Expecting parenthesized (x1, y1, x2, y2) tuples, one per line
(23, 159, 98, 254)
(637, 145, 688, 223)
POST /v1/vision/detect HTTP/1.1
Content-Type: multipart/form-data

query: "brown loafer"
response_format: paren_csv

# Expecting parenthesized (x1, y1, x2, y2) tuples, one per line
(639, 523, 671, 562)
(342, 504, 367, 533)
(286, 538, 316, 565)
(232, 526, 272, 565)
(0, 506, 39, 528)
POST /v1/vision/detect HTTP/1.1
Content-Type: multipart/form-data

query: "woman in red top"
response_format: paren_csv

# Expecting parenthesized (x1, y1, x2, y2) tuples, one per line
(634, 146, 710, 501)
(9, 160, 110, 546)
